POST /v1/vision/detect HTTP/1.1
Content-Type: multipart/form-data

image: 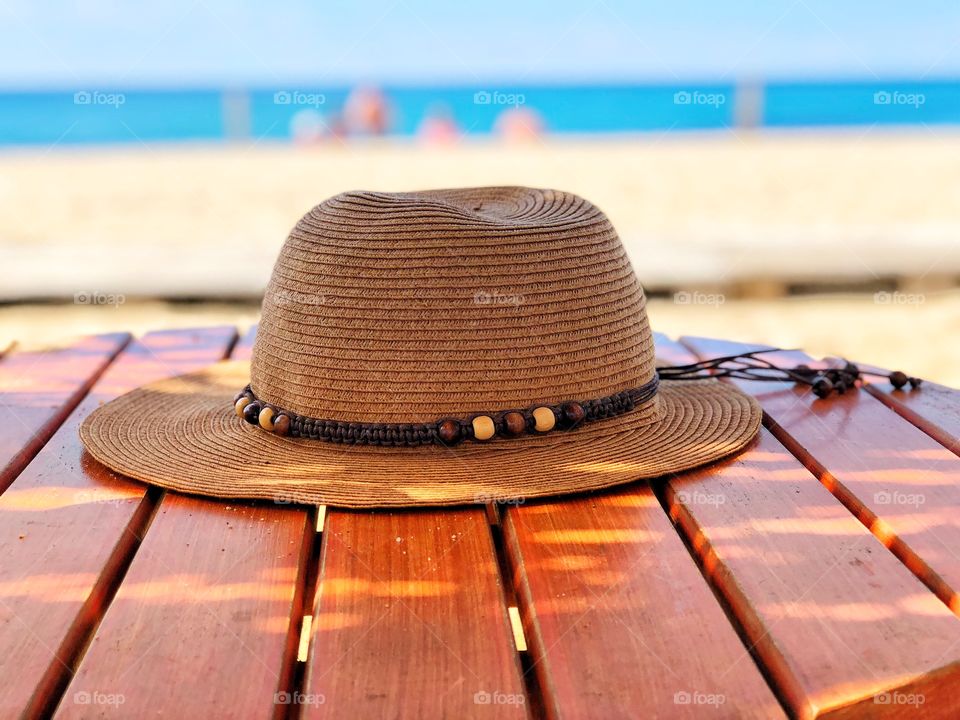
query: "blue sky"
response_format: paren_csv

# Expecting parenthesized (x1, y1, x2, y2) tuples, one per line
(1, 0, 959, 87)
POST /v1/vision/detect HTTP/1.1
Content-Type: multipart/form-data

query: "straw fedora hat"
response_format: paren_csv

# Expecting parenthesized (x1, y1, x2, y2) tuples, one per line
(80, 187, 762, 507)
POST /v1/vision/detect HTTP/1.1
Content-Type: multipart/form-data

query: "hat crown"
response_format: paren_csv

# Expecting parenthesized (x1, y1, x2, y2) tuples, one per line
(250, 187, 655, 423)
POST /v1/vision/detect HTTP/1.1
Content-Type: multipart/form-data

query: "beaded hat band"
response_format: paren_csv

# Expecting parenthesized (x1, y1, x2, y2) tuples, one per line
(233, 376, 661, 446)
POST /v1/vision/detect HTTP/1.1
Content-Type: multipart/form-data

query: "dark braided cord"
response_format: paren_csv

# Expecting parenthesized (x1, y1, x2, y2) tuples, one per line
(234, 375, 661, 447)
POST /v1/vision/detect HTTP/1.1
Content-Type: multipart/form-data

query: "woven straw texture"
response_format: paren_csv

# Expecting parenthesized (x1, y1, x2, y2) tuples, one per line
(80, 187, 762, 507)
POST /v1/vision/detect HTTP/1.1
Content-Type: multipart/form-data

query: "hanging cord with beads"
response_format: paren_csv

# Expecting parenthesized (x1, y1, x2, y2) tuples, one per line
(655, 348, 921, 398)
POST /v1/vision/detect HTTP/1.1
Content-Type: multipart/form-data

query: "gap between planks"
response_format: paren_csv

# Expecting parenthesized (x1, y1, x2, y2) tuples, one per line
(24, 487, 165, 719)
(301, 506, 538, 718)
(488, 507, 554, 720)
(296, 505, 326, 665)
(278, 504, 325, 720)
(660, 335, 960, 717)
(483, 502, 529, 654)
(703, 340, 960, 617)
(649, 479, 797, 716)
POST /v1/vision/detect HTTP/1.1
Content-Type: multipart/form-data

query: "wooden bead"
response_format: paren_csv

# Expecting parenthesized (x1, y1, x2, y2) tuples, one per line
(273, 414, 290, 437)
(242, 402, 261, 425)
(812, 377, 833, 399)
(437, 419, 462, 445)
(562, 402, 586, 427)
(472, 415, 496, 442)
(532, 406, 556, 432)
(235, 396, 251, 417)
(502, 411, 527, 436)
(258, 406, 275, 431)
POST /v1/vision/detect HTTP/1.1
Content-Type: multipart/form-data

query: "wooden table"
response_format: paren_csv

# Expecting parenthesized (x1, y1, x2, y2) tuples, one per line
(1, 326, 960, 719)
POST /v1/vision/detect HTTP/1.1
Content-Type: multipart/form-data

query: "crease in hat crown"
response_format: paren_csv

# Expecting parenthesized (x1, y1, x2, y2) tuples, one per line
(249, 186, 659, 428)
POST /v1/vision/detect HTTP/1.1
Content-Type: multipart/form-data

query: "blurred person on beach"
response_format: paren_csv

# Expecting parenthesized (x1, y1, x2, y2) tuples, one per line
(494, 106, 545, 141)
(343, 86, 392, 135)
(417, 103, 460, 145)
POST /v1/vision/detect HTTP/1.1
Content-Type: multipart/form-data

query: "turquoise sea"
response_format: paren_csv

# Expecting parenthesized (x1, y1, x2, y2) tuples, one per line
(0, 81, 957, 146)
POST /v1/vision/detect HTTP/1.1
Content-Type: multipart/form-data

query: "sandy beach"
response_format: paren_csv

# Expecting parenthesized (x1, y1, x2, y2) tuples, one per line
(4, 129, 960, 293)
(2, 130, 959, 383)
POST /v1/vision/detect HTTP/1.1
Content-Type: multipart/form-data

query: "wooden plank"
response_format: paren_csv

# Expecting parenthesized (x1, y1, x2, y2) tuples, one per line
(681, 335, 960, 616)
(863, 376, 960, 459)
(57, 498, 312, 719)
(0, 327, 236, 718)
(304, 508, 528, 719)
(658, 335, 960, 719)
(502, 490, 784, 719)
(0, 333, 129, 494)
(56, 324, 314, 719)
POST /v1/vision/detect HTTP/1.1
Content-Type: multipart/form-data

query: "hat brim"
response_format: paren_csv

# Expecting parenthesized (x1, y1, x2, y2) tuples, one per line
(79, 360, 762, 508)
